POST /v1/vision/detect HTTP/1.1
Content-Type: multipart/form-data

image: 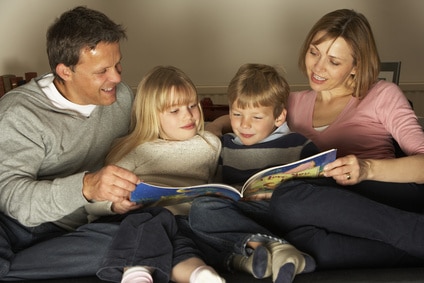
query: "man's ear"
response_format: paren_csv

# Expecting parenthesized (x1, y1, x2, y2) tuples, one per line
(275, 108, 287, 127)
(55, 63, 73, 82)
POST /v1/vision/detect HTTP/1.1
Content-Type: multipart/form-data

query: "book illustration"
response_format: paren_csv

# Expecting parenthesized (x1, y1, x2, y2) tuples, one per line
(241, 148, 337, 196)
(130, 148, 337, 205)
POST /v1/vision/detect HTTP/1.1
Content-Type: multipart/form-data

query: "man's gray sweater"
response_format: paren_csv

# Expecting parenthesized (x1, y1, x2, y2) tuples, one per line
(0, 74, 133, 230)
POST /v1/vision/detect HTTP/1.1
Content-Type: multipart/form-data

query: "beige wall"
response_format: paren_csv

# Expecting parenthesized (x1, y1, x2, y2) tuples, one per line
(1, 0, 423, 115)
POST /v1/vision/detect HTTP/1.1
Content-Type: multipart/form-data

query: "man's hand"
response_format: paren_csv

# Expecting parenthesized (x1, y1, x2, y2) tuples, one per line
(82, 165, 140, 203)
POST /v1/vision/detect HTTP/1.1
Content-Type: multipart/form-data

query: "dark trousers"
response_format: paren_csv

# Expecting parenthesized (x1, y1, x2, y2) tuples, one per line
(0, 212, 118, 281)
(270, 178, 424, 269)
(0, 207, 201, 282)
(97, 207, 202, 283)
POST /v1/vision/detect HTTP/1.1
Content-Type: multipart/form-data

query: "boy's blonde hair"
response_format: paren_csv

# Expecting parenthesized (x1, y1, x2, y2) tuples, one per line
(227, 63, 290, 118)
(106, 65, 204, 164)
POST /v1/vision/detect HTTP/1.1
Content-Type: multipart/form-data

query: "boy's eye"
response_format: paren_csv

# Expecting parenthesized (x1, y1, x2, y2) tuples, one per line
(309, 46, 320, 57)
(189, 103, 198, 109)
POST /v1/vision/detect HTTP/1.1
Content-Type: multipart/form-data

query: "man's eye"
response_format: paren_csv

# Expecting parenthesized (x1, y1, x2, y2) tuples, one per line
(96, 69, 107, 74)
(253, 116, 263, 120)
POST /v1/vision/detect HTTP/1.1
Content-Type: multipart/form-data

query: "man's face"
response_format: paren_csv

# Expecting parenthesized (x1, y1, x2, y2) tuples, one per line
(61, 42, 123, 105)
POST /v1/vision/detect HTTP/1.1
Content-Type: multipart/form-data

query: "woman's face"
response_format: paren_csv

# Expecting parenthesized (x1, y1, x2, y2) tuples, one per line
(305, 31, 357, 95)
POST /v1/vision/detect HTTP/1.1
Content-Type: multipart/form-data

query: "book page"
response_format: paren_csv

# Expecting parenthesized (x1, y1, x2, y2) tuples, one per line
(241, 149, 337, 197)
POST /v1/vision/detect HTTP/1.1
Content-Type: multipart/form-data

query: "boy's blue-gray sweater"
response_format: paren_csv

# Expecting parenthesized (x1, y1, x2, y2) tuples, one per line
(221, 133, 319, 186)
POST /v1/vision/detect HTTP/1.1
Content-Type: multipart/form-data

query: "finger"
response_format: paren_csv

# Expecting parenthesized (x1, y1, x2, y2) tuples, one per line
(109, 165, 140, 186)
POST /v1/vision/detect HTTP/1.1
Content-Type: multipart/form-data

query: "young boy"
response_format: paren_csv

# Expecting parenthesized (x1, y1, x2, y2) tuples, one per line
(189, 64, 318, 283)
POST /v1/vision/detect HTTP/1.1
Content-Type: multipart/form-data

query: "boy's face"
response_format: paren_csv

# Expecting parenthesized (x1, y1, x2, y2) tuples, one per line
(230, 102, 286, 146)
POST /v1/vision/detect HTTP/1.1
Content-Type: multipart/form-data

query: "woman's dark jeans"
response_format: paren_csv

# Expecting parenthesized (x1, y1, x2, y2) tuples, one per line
(270, 178, 424, 269)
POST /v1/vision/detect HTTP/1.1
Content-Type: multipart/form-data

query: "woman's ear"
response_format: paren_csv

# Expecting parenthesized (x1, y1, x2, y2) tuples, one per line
(274, 108, 287, 127)
(55, 63, 73, 82)
(350, 65, 357, 76)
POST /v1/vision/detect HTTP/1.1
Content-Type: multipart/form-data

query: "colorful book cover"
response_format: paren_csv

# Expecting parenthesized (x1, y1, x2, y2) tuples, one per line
(130, 148, 337, 205)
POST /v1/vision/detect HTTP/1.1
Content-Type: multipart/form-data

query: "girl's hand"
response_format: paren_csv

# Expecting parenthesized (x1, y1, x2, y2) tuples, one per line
(112, 199, 143, 214)
(323, 154, 370, 185)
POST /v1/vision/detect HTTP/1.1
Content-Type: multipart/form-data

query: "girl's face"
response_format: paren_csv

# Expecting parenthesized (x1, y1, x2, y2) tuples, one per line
(305, 31, 357, 95)
(159, 89, 200, 141)
(230, 102, 285, 146)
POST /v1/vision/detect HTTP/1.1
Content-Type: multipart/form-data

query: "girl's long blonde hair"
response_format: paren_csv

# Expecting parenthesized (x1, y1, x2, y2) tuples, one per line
(106, 66, 204, 165)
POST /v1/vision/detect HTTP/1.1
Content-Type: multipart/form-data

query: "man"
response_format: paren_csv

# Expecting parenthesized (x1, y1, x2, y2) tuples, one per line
(0, 6, 141, 280)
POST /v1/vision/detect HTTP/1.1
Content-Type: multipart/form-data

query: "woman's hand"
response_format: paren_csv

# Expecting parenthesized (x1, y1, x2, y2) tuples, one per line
(323, 155, 371, 185)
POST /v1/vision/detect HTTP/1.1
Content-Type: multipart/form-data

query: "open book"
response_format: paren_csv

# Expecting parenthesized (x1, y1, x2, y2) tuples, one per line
(130, 148, 337, 206)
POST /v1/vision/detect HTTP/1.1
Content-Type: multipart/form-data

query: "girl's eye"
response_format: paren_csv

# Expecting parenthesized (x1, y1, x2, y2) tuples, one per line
(169, 108, 179, 114)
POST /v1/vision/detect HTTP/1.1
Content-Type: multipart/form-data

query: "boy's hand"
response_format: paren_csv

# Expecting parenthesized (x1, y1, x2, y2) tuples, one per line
(243, 192, 272, 201)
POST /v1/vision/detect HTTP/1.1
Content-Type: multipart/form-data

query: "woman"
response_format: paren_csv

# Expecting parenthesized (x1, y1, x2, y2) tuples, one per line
(206, 9, 424, 269)
(270, 9, 424, 269)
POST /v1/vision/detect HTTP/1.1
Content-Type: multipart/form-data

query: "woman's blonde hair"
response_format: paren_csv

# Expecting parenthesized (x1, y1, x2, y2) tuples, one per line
(227, 63, 290, 118)
(106, 65, 204, 164)
(298, 9, 381, 99)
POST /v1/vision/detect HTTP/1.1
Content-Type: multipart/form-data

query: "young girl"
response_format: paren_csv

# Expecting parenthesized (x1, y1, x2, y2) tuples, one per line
(97, 66, 224, 283)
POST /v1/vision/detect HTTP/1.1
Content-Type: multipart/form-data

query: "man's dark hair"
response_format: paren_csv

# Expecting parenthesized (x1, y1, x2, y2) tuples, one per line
(46, 6, 127, 82)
